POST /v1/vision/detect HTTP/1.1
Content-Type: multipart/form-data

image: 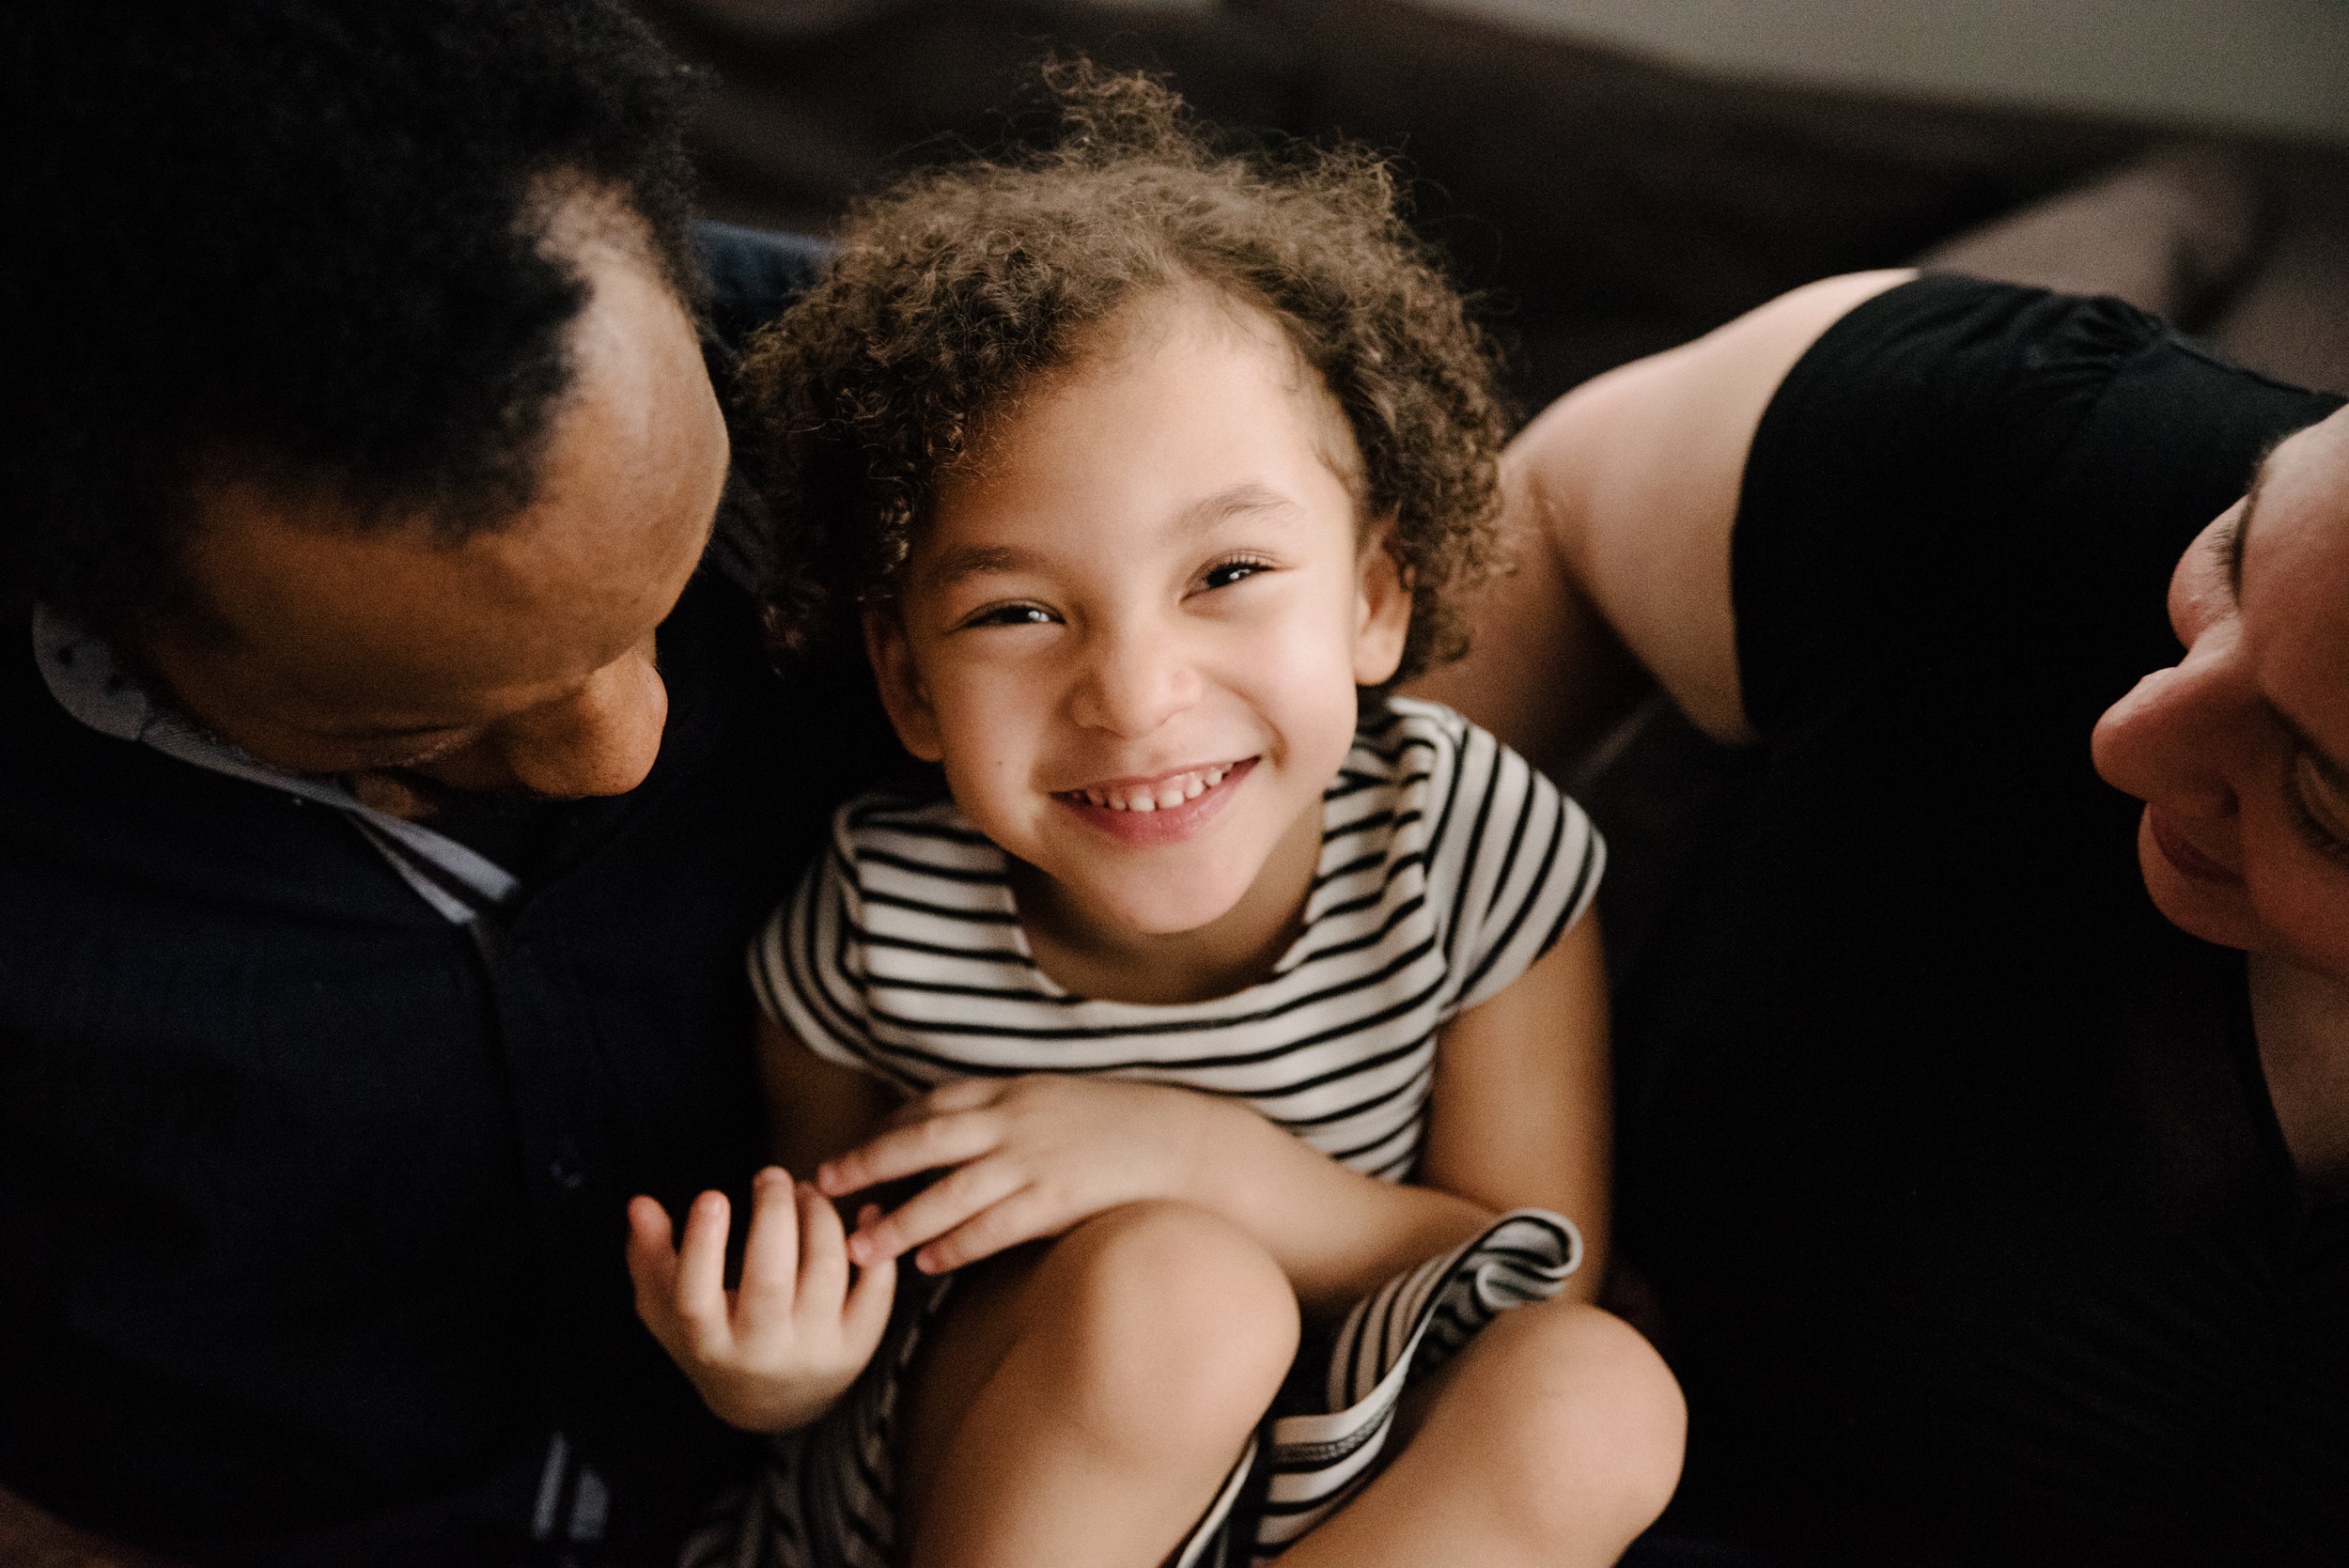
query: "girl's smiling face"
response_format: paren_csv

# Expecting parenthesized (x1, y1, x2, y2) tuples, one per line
(866, 287, 1410, 950)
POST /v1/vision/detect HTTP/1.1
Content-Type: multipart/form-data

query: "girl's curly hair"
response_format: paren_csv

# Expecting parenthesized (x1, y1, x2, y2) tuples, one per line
(740, 62, 1510, 687)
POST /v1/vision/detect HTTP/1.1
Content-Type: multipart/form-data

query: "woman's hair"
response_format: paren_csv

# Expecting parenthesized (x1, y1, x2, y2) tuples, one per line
(741, 63, 1511, 687)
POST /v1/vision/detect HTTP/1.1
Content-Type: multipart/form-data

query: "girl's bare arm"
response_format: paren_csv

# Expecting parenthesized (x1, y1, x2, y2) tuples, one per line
(1174, 913, 1608, 1310)
(1415, 911, 1610, 1295)
(756, 1011, 904, 1179)
(820, 921, 1607, 1320)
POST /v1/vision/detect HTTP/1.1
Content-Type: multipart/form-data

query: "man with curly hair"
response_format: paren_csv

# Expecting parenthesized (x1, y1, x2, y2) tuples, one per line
(0, 6, 882, 1563)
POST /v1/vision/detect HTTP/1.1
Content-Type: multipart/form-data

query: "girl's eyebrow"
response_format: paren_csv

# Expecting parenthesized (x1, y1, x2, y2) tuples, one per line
(928, 485, 1303, 591)
(1177, 482, 1299, 535)
(926, 543, 1036, 590)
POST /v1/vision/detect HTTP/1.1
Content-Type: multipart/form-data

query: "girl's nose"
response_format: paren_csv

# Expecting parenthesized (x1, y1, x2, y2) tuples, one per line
(1070, 626, 1201, 738)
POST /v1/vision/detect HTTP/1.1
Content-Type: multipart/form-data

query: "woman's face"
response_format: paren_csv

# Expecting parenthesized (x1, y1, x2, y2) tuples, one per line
(2092, 403, 2349, 981)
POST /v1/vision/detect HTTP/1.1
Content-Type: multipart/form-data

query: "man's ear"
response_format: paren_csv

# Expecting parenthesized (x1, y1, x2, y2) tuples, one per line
(1352, 525, 1412, 686)
(863, 607, 945, 763)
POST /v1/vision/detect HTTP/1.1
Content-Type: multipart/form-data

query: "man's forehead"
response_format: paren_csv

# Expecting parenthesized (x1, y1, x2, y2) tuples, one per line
(163, 238, 725, 726)
(180, 502, 654, 709)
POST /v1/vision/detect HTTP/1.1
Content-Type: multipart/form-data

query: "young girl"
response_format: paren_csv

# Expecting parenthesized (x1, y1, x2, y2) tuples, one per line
(627, 69, 1684, 1568)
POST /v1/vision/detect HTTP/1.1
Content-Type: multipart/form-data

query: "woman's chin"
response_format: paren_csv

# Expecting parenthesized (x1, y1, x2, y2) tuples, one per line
(2138, 839, 2257, 954)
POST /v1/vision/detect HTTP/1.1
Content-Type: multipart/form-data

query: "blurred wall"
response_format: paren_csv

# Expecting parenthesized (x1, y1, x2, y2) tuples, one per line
(1427, 0, 2349, 146)
(643, 0, 2348, 405)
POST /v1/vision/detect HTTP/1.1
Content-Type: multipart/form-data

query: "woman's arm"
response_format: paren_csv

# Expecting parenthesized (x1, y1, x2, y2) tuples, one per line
(1414, 270, 1915, 761)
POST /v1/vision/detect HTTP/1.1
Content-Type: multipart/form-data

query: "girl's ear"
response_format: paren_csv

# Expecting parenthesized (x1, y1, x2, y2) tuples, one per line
(863, 607, 946, 762)
(1352, 524, 1412, 686)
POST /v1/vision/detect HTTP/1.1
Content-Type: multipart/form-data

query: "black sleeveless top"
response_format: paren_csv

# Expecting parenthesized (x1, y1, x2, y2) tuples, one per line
(1614, 276, 2348, 1565)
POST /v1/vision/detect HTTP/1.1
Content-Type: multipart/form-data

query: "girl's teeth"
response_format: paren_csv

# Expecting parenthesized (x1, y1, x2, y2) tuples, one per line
(1072, 764, 1237, 812)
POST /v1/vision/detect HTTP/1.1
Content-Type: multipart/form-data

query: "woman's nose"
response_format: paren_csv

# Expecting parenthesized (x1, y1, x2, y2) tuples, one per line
(2090, 636, 2254, 822)
(496, 644, 670, 800)
(1069, 626, 1199, 738)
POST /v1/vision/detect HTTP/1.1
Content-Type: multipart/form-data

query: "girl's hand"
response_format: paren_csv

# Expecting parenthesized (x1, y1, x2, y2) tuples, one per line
(816, 1076, 1240, 1273)
(625, 1167, 895, 1433)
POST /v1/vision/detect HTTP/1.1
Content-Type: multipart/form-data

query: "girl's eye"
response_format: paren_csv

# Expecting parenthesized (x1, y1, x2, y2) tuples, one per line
(960, 602, 1058, 629)
(1198, 556, 1273, 593)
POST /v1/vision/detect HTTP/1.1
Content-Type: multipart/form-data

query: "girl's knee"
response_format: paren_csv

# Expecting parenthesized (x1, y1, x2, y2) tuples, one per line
(1040, 1201, 1299, 1434)
(1466, 1301, 1688, 1542)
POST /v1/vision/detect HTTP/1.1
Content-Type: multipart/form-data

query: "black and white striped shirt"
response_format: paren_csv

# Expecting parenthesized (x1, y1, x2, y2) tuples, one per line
(750, 698, 1602, 1181)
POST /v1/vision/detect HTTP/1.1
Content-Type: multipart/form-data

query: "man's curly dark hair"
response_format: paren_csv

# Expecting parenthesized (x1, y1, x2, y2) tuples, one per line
(0, 0, 702, 626)
(743, 64, 1511, 688)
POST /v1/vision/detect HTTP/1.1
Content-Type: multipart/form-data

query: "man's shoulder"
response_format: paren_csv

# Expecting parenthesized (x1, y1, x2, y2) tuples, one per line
(694, 222, 832, 361)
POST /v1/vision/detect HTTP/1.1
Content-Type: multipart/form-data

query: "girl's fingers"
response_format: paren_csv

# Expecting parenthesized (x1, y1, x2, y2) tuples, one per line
(843, 1227, 897, 1353)
(793, 1181, 850, 1312)
(848, 1157, 1025, 1267)
(673, 1189, 736, 1346)
(922, 1077, 1005, 1114)
(732, 1168, 801, 1328)
(817, 1110, 1000, 1198)
(623, 1196, 680, 1320)
(875, 1077, 1000, 1135)
(912, 1184, 1062, 1275)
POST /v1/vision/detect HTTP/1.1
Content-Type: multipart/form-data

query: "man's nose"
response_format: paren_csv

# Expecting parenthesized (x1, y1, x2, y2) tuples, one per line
(1070, 624, 1199, 738)
(497, 644, 670, 800)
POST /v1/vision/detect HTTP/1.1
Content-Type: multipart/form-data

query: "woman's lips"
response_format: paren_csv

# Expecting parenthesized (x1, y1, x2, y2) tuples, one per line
(1054, 757, 1256, 846)
(2146, 806, 2243, 887)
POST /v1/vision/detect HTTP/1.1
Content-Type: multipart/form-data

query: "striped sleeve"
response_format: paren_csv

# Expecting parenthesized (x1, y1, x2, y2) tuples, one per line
(1436, 722, 1605, 1019)
(748, 806, 889, 1079)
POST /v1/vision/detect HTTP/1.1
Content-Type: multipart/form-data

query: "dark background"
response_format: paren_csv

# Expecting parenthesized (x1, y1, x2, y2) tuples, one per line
(628, 0, 2349, 413)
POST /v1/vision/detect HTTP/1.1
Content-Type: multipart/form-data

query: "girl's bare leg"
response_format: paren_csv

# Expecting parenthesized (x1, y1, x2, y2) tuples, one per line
(1280, 1298, 1685, 1568)
(894, 1199, 1299, 1568)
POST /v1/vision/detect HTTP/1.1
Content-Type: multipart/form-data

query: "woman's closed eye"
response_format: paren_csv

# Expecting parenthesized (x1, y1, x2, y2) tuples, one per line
(2285, 746, 2349, 868)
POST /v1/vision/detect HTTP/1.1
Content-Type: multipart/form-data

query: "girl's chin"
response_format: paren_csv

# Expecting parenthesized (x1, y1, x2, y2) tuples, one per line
(1007, 851, 1262, 939)
(1086, 878, 1264, 939)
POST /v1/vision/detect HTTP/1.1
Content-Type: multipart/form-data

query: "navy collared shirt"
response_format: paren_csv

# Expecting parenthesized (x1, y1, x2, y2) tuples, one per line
(0, 225, 890, 1564)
